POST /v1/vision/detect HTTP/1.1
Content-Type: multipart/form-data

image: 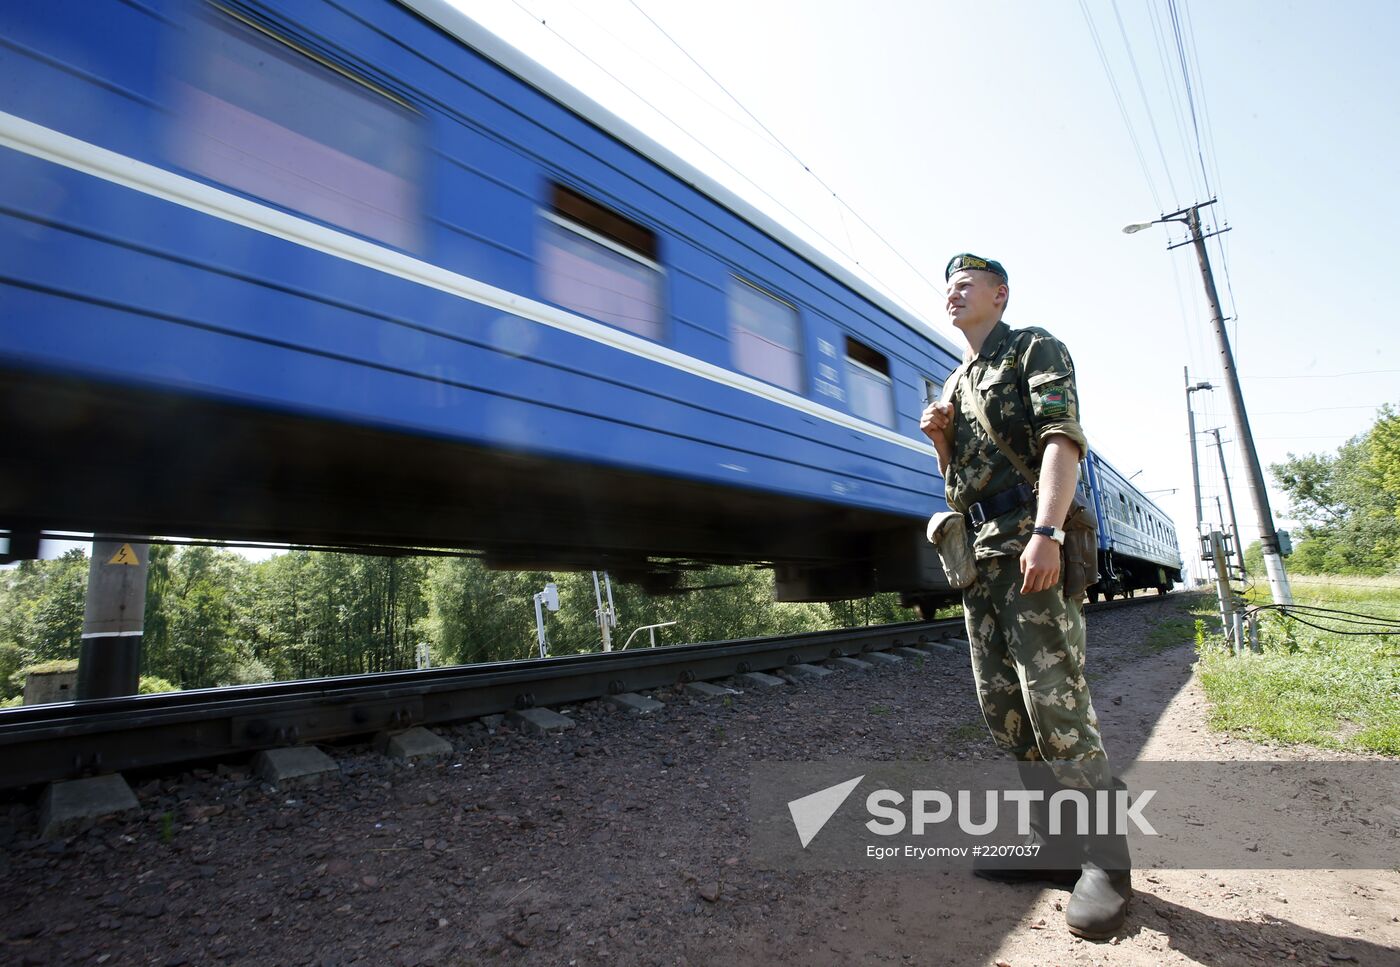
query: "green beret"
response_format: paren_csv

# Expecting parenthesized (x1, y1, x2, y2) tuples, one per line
(945, 253, 1008, 282)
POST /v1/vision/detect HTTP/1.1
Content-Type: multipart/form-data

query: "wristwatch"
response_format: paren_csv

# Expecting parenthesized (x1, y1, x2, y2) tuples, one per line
(1032, 525, 1066, 545)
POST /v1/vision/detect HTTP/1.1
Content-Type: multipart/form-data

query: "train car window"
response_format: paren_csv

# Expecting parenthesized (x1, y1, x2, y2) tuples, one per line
(728, 278, 802, 392)
(844, 338, 894, 427)
(539, 185, 664, 341)
(172, 11, 422, 251)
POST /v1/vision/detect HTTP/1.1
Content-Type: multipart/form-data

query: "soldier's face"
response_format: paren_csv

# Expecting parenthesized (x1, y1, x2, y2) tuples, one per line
(946, 270, 1005, 332)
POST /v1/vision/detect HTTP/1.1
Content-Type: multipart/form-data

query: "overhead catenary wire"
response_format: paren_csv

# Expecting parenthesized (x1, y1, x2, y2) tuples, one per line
(623, 0, 946, 303)
(504, 0, 931, 321)
(556, 0, 786, 153)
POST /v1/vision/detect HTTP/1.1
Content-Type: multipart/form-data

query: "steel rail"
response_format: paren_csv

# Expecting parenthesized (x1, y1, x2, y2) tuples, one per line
(0, 593, 1180, 791)
(0, 619, 960, 791)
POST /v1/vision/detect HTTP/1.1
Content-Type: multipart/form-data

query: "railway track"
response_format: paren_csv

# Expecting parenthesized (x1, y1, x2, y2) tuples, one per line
(0, 592, 1176, 792)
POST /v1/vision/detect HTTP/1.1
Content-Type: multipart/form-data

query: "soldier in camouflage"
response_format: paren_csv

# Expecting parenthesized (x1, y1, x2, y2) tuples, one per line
(920, 254, 1131, 940)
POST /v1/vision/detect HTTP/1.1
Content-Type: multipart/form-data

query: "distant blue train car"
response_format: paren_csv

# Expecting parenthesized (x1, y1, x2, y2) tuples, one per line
(0, 0, 965, 601)
(1084, 450, 1184, 599)
(0, 0, 1177, 607)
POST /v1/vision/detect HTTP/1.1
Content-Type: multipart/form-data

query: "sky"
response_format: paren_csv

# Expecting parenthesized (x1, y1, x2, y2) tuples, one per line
(448, 0, 1400, 580)
(25, 0, 1399, 579)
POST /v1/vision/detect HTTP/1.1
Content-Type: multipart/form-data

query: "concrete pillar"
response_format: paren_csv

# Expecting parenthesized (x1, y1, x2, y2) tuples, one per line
(77, 540, 149, 700)
(23, 666, 78, 705)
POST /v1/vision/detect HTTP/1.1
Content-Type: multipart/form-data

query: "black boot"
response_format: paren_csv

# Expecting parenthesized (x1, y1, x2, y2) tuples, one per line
(974, 764, 1079, 887)
(1065, 779, 1133, 939)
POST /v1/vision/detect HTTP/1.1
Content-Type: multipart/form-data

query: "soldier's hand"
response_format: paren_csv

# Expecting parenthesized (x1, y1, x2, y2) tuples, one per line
(1020, 534, 1062, 594)
(920, 401, 954, 444)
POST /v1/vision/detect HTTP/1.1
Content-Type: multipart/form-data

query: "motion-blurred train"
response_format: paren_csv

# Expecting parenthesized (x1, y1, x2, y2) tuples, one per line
(0, 0, 1181, 608)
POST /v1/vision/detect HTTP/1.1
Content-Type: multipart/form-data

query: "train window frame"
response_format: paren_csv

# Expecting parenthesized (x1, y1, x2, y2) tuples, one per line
(171, 7, 424, 252)
(537, 183, 666, 342)
(726, 276, 804, 394)
(844, 337, 895, 428)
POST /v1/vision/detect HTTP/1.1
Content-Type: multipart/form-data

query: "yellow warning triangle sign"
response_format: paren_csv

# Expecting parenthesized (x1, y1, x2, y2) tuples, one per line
(107, 543, 140, 566)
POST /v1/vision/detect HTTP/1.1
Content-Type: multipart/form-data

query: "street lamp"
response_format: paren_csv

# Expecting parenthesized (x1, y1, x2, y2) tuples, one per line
(1125, 201, 1292, 605)
(1184, 376, 1213, 536)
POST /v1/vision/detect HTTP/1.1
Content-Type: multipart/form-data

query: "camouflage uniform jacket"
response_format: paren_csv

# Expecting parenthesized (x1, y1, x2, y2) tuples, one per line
(945, 320, 1089, 559)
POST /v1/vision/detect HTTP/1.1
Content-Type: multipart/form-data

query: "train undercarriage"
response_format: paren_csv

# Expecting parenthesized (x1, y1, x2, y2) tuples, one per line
(1086, 549, 1182, 602)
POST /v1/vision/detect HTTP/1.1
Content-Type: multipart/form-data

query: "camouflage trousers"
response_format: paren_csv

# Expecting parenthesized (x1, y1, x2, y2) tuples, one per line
(962, 555, 1109, 773)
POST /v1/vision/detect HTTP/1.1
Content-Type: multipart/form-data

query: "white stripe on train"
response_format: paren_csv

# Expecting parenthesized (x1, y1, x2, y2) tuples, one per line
(0, 109, 940, 460)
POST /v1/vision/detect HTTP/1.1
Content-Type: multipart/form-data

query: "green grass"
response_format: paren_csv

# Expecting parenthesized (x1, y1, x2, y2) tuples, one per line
(949, 722, 985, 742)
(1195, 574, 1400, 756)
(1143, 615, 1199, 652)
(1114, 593, 1217, 655)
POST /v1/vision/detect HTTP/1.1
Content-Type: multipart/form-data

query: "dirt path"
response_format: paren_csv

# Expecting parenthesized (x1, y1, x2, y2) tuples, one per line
(715, 630, 1400, 967)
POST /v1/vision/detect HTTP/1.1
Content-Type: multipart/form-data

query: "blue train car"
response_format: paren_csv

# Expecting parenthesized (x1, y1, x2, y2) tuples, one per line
(0, 0, 963, 600)
(1083, 450, 1184, 599)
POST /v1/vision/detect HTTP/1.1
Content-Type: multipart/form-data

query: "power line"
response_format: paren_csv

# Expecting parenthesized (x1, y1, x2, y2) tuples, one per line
(1110, 0, 1179, 204)
(1180, 0, 1228, 206)
(1165, 0, 1213, 197)
(557, 0, 786, 151)
(1167, 0, 1241, 342)
(504, 0, 929, 320)
(623, 0, 788, 157)
(1241, 369, 1400, 380)
(1251, 404, 1385, 416)
(1147, 0, 1199, 200)
(1257, 434, 1365, 441)
(624, 0, 946, 302)
(1078, 0, 1163, 210)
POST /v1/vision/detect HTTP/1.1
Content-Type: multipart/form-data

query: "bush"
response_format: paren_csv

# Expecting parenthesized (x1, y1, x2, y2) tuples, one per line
(19, 658, 79, 676)
(0, 642, 27, 700)
(225, 656, 273, 686)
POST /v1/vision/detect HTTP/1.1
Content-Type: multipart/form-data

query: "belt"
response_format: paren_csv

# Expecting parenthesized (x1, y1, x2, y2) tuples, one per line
(966, 483, 1035, 527)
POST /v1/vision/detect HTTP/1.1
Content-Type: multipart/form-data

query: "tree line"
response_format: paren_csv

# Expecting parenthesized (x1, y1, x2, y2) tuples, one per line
(1, 548, 919, 703)
(1261, 404, 1400, 575)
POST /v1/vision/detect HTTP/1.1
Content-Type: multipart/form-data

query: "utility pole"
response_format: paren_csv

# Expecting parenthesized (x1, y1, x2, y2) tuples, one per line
(1206, 427, 1246, 578)
(1125, 202, 1292, 604)
(1184, 369, 1210, 536)
(592, 571, 617, 652)
(78, 539, 149, 700)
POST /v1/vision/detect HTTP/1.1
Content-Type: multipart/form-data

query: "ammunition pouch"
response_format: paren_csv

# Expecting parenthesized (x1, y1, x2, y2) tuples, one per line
(927, 511, 977, 590)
